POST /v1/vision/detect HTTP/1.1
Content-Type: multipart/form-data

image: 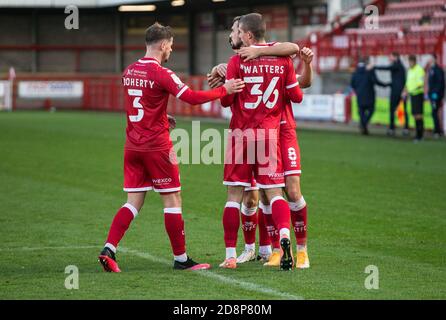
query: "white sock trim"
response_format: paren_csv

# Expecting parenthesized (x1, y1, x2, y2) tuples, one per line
(226, 247, 237, 259)
(123, 203, 138, 218)
(259, 201, 272, 214)
(245, 243, 255, 251)
(279, 228, 290, 239)
(104, 243, 116, 253)
(270, 196, 285, 207)
(289, 197, 306, 212)
(259, 245, 272, 255)
(164, 207, 182, 214)
(241, 204, 257, 216)
(225, 201, 240, 209)
(174, 253, 188, 262)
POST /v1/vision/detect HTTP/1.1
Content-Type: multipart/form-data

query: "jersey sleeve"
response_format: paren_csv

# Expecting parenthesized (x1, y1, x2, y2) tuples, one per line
(220, 55, 240, 107)
(156, 67, 190, 99)
(178, 86, 227, 105)
(271, 42, 297, 59)
(285, 58, 303, 103)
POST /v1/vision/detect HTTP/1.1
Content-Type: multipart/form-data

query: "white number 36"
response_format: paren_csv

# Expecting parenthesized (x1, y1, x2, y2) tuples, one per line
(243, 76, 280, 110)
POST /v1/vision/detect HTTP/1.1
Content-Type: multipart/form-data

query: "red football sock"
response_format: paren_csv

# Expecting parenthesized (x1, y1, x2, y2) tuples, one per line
(105, 203, 138, 250)
(164, 208, 186, 256)
(223, 202, 240, 248)
(271, 196, 291, 238)
(257, 204, 271, 247)
(289, 198, 308, 245)
(261, 202, 280, 249)
(241, 204, 258, 246)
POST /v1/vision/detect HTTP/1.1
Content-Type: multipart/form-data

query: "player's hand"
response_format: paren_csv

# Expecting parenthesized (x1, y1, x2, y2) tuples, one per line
(167, 114, 176, 130)
(223, 79, 245, 94)
(299, 47, 314, 64)
(238, 47, 261, 62)
(216, 63, 228, 78)
(207, 73, 224, 88)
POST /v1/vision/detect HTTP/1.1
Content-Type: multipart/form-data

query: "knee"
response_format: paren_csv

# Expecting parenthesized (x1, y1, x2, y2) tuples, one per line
(243, 192, 259, 208)
(161, 191, 182, 208)
(227, 186, 244, 203)
(244, 197, 257, 209)
(286, 186, 302, 202)
(127, 194, 145, 212)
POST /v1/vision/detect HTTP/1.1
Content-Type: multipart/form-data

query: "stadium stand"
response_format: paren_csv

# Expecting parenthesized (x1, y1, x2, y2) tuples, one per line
(307, 0, 446, 72)
(1, 0, 445, 123)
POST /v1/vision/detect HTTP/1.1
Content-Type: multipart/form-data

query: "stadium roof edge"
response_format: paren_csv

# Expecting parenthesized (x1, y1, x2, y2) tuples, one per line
(0, 0, 164, 8)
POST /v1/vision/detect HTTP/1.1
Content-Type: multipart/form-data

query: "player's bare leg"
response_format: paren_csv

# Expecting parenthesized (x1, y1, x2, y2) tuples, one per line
(220, 186, 244, 269)
(160, 191, 210, 270)
(285, 175, 309, 269)
(237, 190, 258, 263)
(259, 189, 281, 266)
(99, 192, 146, 272)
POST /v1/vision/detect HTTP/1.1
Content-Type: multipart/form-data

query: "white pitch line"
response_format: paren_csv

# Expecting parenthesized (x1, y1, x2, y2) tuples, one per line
(120, 247, 303, 300)
(0, 245, 98, 252)
(0, 245, 303, 300)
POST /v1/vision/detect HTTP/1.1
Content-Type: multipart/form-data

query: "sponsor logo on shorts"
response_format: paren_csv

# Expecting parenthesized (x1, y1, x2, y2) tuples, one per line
(268, 172, 284, 179)
(153, 177, 173, 185)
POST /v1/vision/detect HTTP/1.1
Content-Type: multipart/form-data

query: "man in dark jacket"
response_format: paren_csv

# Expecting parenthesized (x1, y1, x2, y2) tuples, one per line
(428, 54, 445, 137)
(351, 57, 389, 135)
(374, 52, 407, 136)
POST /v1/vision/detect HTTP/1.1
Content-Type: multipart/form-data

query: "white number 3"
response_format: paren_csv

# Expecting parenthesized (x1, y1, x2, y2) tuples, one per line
(128, 89, 143, 122)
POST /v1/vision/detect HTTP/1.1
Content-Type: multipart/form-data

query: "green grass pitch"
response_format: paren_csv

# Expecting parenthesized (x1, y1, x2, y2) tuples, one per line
(0, 111, 445, 299)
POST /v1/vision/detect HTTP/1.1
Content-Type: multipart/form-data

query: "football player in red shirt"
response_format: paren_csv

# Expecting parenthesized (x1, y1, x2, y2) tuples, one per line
(218, 13, 303, 270)
(208, 15, 304, 266)
(208, 16, 314, 269)
(98, 23, 244, 272)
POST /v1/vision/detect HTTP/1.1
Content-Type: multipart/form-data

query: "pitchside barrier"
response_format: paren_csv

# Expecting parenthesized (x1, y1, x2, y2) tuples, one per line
(3, 74, 352, 123)
(0, 80, 12, 111)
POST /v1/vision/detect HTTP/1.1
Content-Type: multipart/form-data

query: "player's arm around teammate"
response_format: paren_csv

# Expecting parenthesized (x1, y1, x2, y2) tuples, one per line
(207, 42, 303, 89)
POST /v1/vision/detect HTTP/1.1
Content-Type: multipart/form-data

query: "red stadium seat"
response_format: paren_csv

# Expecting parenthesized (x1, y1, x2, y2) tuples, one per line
(385, 0, 445, 15)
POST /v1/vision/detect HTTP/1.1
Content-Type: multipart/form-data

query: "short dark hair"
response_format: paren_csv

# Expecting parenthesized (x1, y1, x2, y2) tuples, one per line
(409, 54, 417, 63)
(391, 52, 400, 58)
(145, 22, 173, 45)
(432, 53, 437, 60)
(239, 13, 266, 41)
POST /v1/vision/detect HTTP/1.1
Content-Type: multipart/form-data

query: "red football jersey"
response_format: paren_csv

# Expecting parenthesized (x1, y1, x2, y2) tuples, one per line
(221, 45, 302, 135)
(122, 57, 189, 151)
(281, 102, 297, 129)
(122, 57, 227, 152)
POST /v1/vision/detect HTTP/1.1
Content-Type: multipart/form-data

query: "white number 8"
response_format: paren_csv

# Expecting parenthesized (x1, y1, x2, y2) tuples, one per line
(288, 147, 297, 161)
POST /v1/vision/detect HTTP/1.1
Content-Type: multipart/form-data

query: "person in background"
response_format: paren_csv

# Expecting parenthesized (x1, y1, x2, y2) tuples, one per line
(405, 55, 426, 142)
(350, 56, 389, 135)
(374, 52, 408, 136)
(427, 54, 445, 138)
